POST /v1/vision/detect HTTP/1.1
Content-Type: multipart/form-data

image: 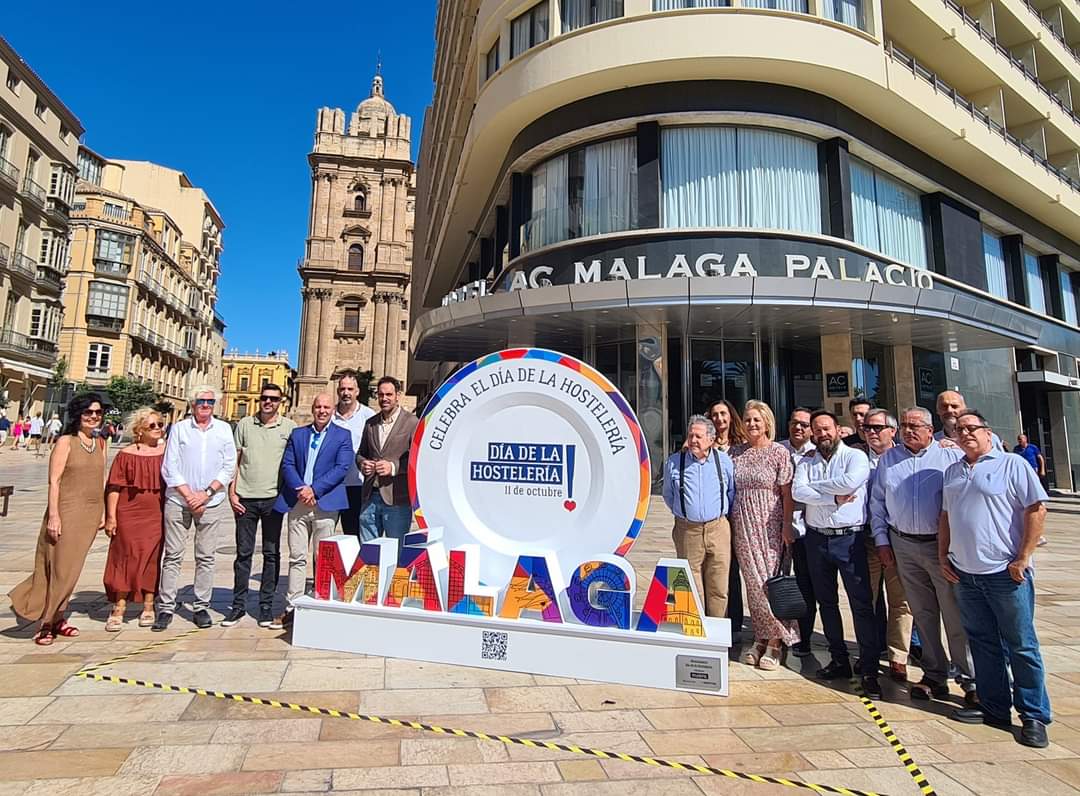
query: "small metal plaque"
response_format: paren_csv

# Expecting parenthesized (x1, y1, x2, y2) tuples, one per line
(675, 654, 721, 691)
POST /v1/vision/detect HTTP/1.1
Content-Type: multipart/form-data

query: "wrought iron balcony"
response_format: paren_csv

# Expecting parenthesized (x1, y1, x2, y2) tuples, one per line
(94, 258, 131, 277)
(21, 176, 45, 206)
(86, 314, 125, 333)
(0, 156, 18, 190)
(0, 329, 57, 364)
(36, 263, 65, 292)
(8, 251, 37, 279)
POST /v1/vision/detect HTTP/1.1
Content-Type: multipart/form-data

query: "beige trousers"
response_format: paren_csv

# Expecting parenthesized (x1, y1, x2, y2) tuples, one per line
(866, 535, 914, 664)
(672, 516, 731, 618)
(286, 505, 339, 606)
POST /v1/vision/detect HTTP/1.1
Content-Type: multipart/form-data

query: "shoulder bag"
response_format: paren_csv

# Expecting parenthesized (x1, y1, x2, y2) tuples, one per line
(765, 545, 807, 620)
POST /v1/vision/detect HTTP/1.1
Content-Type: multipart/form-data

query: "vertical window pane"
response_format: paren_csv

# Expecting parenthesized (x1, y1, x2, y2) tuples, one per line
(1062, 270, 1078, 326)
(511, 13, 531, 57)
(874, 172, 926, 268)
(533, 1, 550, 43)
(851, 160, 879, 251)
(736, 128, 821, 233)
(982, 231, 1009, 300)
(582, 138, 637, 236)
(525, 153, 569, 250)
(661, 127, 739, 227)
(654, 0, 729, 8)
(1024, 250, 1047, 314)
(562, 0, 590, 30)
(823, 0, 864, 29)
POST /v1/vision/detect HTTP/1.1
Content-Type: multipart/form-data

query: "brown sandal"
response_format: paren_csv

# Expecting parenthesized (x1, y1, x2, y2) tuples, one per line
(34, 625, 55, 646)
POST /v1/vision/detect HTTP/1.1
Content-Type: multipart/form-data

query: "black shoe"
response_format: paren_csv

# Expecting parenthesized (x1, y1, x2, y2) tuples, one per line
(792, 644, 813, 658)
(952, 706, 1011, 728)
(817, 660, 853, 680)
(1020, 719, 1049, 748)
(257, 609, 273, 628)
(220, 607, 245, 627)
(861, 674, 883, 699)
(193, 609, 213, 629)
(151, 612, 173, 632)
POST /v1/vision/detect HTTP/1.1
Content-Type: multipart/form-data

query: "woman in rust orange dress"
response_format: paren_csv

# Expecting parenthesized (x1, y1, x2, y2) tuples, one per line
(103, 407, 166, 630)
(9, 393, 107, 645)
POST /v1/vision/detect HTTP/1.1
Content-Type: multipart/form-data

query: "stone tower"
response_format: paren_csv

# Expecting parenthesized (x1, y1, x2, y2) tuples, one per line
(294, 72, 415, 413)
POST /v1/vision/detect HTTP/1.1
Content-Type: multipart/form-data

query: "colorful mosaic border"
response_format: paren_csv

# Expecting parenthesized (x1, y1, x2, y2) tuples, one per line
(408, 347, 650, 558)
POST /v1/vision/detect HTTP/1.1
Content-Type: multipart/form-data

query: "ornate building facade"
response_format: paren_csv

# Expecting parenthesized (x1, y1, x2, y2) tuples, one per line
(295, 73, 415, 413)
(221, 350, 296, 421)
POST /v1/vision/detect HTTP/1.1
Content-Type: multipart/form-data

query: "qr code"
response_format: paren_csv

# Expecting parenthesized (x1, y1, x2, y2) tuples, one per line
(481, 631, 508, 661)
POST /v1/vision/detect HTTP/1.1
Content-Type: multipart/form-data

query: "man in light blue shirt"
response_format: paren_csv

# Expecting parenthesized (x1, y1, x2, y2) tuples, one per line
(662, 414, 735, 619)
(793, 410, 881, 699)
(870, 406, 974, 703)
(941, 410, 1050, 749)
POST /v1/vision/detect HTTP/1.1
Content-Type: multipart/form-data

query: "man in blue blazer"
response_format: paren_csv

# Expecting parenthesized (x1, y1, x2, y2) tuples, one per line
(272, 393, 353, 629)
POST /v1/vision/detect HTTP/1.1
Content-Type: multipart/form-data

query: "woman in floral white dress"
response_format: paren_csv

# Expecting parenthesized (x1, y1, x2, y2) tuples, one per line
(729, 400, 797, 670)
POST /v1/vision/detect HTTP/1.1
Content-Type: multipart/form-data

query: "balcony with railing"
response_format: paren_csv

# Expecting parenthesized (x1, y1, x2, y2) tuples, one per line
(131, 322, 187, 357)
(0, 242, 8, 270)
(0, 329, 57, 365)
(86, 315, 125, 333)
(46, 198, 70, 225)
(95, 258, 132, 278)
(21, 176, 45, 207)
(0, 156, 18, 191)
(7, 251, 38, 279)
(36, 263, 65, 293)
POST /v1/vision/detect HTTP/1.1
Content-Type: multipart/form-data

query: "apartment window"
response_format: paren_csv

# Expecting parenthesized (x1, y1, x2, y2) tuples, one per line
(78, 150, 103, 185)
(87, 343, 112, 374)
(239, 375, 249, 391)
(821, 0, 865, 30)
(511, 2, 549, 58)
(660, 126, 821, 235)
(86, 281, 129, 319)
(60, 126, 70, 143)
(562, 0, 623, 32)
(982, 230, 1009, 300)
(39, 234, 51, 265)
(0, 125, 10, 159)
(29, 307, 42, 337)
(347, 244, 364, 271)
(741, 0, 807, 10)
(353, 191, 366, 212)
(103, 202, 127, 220)
(96, 230, 135, 265)
(343, 303, 361, 332)
(1023, 249, 1046, 314)
(485, 40, 500, 80)
(34, 100, 46, 119)
(5, 71, 19, 94)
(654, 0, 729, 7)
(236, 401, 248, 418)
(851, 159, 928, 269)
(1062, 270, 1078, 326)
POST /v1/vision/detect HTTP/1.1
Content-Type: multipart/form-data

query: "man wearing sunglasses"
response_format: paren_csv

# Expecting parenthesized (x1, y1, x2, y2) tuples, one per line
(223, 383, 296, 629)
(157, 386, 237, 630)
(941, 410, 1051, 748)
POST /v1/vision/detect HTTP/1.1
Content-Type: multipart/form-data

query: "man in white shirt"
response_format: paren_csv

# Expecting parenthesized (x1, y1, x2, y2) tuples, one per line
(780, 407, 817, 657)
(331, 369, 375, 537)
(155, 386, 237, 631)
(793, 410, 881, 698)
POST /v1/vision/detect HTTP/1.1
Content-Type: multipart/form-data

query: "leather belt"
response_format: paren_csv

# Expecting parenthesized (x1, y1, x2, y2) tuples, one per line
(807, 524, 864, 537)
(889, 526, 938, 542)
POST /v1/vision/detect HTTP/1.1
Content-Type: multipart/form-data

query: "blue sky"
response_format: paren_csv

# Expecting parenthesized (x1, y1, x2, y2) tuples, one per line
(3, 2, 437, 359)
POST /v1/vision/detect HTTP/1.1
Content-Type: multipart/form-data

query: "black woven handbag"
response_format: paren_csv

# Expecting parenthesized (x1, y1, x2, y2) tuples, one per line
(765, 545, 807, 620)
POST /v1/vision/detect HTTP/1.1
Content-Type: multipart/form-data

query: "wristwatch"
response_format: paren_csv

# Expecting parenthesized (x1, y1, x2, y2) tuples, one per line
(206, 485, 218, 497)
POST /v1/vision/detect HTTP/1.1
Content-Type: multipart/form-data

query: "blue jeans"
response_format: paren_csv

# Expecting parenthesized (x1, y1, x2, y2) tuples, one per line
(954, 568, 1051, 724)
(359, 491, 412, 542)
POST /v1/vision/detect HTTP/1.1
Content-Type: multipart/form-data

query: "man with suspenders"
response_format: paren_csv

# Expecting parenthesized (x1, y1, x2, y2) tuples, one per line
(662, 414, 737, 618)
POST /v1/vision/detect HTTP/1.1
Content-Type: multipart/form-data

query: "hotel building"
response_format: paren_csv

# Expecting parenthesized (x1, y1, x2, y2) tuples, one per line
(411, 0, 1080, 488)
(0, 37, 82, 418)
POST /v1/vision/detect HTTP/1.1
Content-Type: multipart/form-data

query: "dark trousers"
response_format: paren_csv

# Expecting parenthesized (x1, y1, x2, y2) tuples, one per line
(726, 535, 744, 633)
(338, 485, 365, 537)
(793, 536, 819, 649)
(805, 529, 878, 675)
(232, 497, 284, 613)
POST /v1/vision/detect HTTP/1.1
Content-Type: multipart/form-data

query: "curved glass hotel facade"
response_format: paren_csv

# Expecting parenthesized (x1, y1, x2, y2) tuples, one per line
(410, 0, 1080, 488)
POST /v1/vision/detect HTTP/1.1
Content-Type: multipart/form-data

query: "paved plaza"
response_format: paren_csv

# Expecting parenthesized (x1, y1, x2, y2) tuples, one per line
(0, 449, 1078, 795)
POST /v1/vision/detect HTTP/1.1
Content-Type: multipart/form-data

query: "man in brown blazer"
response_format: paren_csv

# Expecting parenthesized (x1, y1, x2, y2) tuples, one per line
(357, 376, 419, 541)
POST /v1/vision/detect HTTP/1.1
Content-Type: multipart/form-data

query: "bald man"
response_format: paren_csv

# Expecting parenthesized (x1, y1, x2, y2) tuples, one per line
(272, 393, 354, 630)
(935, 391, 1005, 451)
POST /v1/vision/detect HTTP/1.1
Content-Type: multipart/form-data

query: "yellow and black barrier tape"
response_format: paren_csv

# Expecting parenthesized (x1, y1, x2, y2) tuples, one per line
(76, 627, 203, 675)
(851, 678, 936, 796)
(73, 667, 885, 796)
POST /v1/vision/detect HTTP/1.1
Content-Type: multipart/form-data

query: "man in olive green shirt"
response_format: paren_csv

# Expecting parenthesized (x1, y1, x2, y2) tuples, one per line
(223, 383, 296, 628)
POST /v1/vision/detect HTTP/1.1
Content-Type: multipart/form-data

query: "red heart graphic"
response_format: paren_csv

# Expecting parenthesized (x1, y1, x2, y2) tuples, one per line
(564, 500, 577, 512)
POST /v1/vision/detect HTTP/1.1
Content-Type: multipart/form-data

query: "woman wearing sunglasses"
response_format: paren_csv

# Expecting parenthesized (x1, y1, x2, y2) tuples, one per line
(9, 393, 108, 645)
(102, 407, 167, 631)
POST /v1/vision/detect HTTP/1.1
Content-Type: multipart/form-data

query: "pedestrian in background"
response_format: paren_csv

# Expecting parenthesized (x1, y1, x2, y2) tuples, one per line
(103, 408, 166, 631)
(9, 393, 107, 645)
(730, 399, 797, 670)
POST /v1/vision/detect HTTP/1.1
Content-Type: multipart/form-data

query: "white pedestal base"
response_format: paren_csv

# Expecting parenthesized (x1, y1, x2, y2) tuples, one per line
(292, 597, 731, 695)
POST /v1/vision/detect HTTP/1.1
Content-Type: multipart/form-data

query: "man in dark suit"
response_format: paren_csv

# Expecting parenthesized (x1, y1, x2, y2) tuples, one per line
(358, 376, 420, 541)
(272, 393, 353, 629)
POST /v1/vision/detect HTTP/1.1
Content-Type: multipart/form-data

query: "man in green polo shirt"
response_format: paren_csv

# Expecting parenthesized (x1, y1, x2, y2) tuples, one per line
(223, 383, 296, 628)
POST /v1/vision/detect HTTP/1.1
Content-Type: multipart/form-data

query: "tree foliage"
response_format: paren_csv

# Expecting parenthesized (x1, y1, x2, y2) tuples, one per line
(76, 376, 160, 417)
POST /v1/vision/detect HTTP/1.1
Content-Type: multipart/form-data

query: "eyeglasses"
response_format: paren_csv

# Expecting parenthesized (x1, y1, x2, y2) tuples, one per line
(955, 425, 988, 436)
(82, 409, 103, 417)
(899, 422, 930, 431)
(863, 423, 892, 433)
(194, 398, 216, 407)
(147, 422, 165, 430)
(789, 421, 811, 429)
(259, 395, 282, 403)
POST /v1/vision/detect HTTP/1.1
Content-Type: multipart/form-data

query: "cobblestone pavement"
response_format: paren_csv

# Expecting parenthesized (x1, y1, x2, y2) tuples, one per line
(0, 447, 1078, 794)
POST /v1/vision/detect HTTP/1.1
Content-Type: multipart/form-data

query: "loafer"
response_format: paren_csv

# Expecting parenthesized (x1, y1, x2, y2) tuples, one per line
(791, 644, 813, 658)
(952, 706, 1011, 728)
(1020, 719, 1049, 748)
(817, 660, 853, 680)
(193, 610, 213, 629)
(257, 609, 273, 628)
(861, 674, 883, 699)
(151, 612, 173, 632)
(220, 607, 245, 628)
